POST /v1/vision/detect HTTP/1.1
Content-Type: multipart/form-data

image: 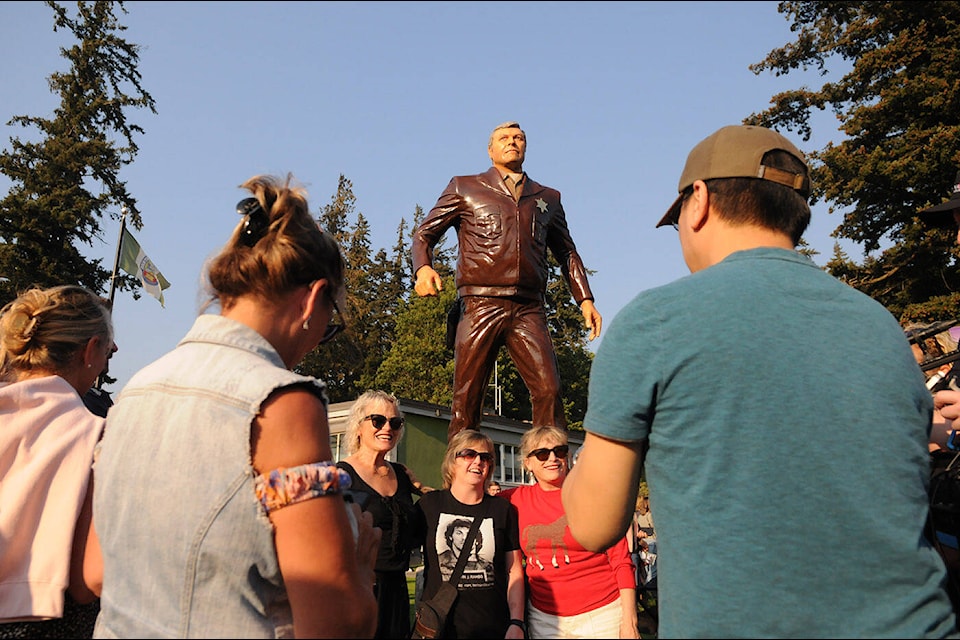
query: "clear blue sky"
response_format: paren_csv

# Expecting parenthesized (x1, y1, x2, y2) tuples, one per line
(1, 1, 852, 391)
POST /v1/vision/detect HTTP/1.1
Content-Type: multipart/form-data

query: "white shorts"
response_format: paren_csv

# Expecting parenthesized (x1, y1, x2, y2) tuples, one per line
(527, 596, 622, 639)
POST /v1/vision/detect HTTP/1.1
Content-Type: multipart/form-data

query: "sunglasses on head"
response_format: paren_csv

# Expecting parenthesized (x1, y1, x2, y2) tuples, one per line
(364, 414, 404, 430)
(527, 444, 569, 462)
(236, 198, 269, 247)
(456, 448, 494, 464)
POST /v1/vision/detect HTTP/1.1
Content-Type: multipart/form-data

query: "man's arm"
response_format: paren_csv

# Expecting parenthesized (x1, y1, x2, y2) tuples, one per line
(562, 432, 645, 552)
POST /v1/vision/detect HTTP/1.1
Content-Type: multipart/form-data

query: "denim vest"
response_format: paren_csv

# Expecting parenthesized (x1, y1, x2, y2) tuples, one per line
(93, 314, 328, 638)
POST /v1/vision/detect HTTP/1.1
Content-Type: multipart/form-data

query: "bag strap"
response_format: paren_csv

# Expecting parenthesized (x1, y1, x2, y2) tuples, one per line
(446, 501, 488, 588)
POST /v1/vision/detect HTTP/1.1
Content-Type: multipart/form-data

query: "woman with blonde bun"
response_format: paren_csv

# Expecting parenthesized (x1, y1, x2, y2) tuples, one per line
(93, 174, 380, 639)
(0, 284, 116, 637)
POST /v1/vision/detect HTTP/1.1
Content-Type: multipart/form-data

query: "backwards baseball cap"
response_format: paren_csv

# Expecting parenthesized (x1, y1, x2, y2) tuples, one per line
(656, 125, 811, 228)
(919, 170, 960, 228)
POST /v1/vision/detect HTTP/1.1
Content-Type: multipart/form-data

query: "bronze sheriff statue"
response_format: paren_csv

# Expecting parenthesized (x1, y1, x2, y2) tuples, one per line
(412, 121, 602, 440)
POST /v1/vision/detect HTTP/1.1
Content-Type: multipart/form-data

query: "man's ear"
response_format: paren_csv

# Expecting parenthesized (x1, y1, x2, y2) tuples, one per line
(687, 180, 711, 231)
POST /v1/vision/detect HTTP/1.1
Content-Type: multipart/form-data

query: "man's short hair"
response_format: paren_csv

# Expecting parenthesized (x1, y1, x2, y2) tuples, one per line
(658, 125, 810, 229)
(444, 518, 483, 550)
(657, 125, 812, 244)
(489, 121, 524, 147)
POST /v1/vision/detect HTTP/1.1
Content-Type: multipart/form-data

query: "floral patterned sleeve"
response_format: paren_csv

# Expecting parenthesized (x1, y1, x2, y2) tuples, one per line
(254, 461, 352, 514)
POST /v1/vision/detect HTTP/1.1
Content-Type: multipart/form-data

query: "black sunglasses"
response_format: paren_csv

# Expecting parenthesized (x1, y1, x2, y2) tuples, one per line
(364, 413, 404, 430)
(527, 445, 569, 462)
(236, 198, 269, 247)
(456, 448, 495, 464)
(318, 298, 345, 345)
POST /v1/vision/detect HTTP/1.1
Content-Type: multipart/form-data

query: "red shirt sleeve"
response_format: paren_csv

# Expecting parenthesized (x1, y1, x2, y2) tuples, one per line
(606, 535, 638, 591)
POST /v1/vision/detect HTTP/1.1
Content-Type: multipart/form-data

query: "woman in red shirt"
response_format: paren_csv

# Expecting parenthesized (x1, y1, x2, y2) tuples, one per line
(502, 425, 639, 638)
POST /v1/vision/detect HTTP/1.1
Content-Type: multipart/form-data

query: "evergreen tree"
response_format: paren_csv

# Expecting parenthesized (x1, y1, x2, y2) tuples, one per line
(746, 1, 960, 322)
(544, 255, 594, 430)
(374, 279, 457, 405)
(356, 219, 413, 391)
(374, 204, 457, 402)
(298, 174, 366, 401)
(0, 1, 156, 305)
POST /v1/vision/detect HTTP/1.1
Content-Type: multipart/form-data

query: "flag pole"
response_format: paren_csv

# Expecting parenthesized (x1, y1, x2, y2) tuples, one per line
(97, 206, 127, 391)
(108, 206, 128, 307)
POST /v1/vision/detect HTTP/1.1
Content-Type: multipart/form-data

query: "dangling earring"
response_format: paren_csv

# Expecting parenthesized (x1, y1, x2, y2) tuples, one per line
(302, 315, 311, 331)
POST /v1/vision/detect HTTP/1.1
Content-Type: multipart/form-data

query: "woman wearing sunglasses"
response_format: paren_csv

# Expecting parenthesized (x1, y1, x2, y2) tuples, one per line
(501, 426, 640, 639)
(412, 430, 526, 638)
(92, 175, 379, 638)
(336, 389, 432, 638)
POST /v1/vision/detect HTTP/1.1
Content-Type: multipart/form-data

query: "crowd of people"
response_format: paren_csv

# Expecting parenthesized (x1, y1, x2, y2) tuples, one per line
(3, 121, 960, 640)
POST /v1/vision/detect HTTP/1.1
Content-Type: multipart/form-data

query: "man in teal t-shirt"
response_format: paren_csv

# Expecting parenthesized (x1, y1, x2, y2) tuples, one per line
(562, 125, 958, 638)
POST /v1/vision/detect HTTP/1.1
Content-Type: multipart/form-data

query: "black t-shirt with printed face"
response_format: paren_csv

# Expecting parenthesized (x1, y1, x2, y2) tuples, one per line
(412, 490, 520, 639)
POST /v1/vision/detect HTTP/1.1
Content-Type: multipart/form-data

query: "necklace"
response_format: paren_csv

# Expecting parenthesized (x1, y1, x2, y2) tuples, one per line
(374, 464, 390, 477)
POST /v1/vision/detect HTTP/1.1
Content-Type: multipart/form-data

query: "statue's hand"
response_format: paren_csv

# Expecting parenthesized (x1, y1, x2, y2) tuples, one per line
(581, 299, 602, 341)
(414, 266, 442, 297)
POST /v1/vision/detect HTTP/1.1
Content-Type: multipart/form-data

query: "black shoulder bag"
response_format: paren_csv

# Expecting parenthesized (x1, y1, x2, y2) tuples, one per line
(410, 508, 486, 639)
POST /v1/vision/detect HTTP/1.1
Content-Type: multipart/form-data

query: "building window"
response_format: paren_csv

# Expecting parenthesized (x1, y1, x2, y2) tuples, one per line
(495, 442, 526, 486)
(330, 432, 345, 462)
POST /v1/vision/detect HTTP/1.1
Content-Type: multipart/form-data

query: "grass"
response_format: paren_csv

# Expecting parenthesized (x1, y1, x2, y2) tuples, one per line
(406, 570, 417, 622)
(637, 589, 658, 638)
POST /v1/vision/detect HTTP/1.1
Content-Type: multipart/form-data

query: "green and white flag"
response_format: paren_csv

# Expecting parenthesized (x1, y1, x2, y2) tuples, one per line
(119, 227, 171, 307)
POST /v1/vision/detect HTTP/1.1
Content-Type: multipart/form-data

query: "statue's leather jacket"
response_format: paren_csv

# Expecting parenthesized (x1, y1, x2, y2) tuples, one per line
(412, 167, 595, 304)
